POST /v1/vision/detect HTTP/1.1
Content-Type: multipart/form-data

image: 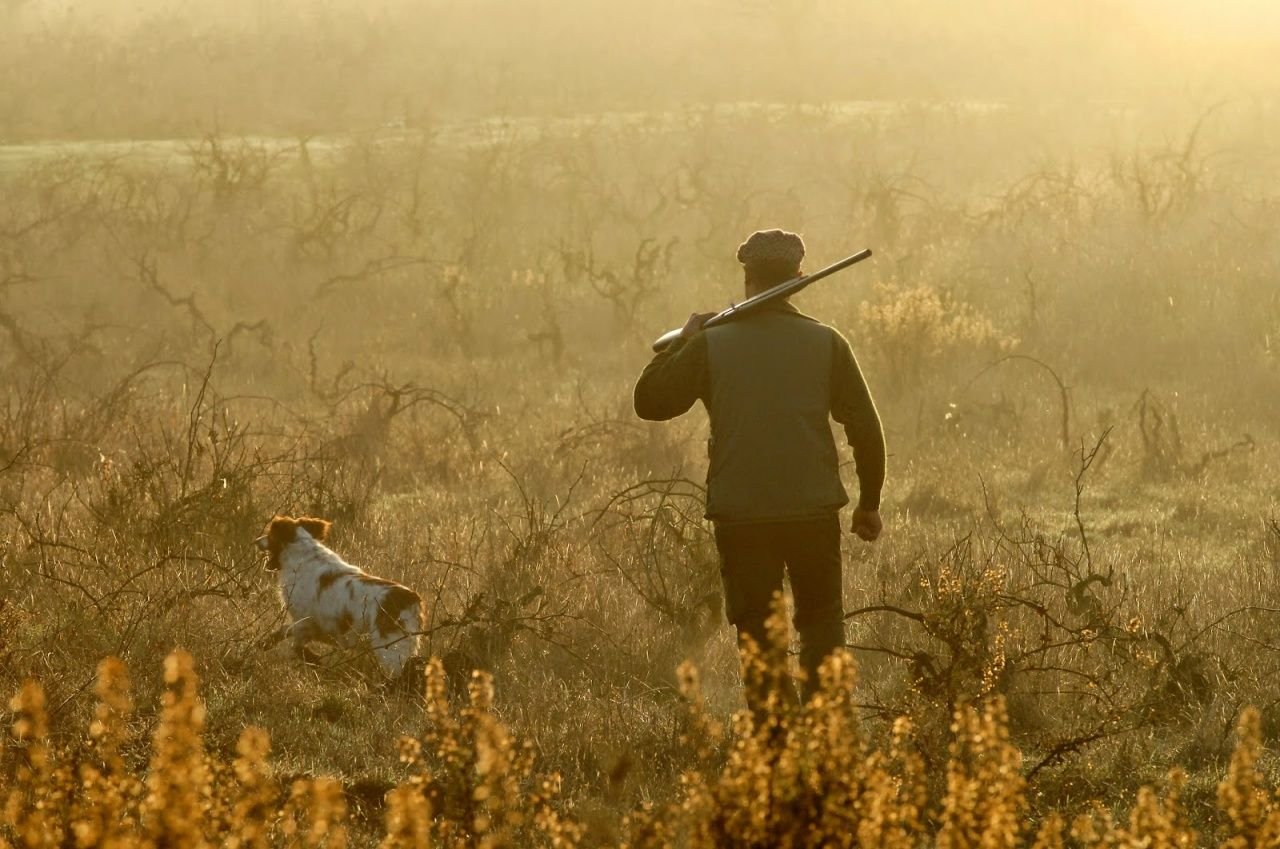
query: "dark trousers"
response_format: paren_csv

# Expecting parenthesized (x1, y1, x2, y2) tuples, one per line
(713, 515, 844, 701)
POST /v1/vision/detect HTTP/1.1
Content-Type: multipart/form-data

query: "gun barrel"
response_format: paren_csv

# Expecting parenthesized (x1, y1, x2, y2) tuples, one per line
(650, 248, 872, 352)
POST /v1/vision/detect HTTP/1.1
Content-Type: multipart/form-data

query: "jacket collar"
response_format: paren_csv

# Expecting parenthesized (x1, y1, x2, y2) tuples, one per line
(750, 298, 799, 314)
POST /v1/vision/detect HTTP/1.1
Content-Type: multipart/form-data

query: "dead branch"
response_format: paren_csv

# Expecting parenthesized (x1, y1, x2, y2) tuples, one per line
(1073, 428, 1111, 570)
(967, 353, 1071, 450)
(313, 255, 433, 299)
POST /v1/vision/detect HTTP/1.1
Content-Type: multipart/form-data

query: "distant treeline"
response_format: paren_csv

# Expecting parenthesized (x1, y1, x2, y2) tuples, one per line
(1, 0, 1275, 140)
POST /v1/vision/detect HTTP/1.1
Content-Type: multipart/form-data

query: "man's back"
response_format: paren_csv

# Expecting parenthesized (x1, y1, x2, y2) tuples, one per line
(633, 299, 884, 524)
(702, 305, 847, 522)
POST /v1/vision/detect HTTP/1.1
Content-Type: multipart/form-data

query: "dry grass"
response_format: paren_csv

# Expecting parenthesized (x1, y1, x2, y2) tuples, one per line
(0, 28, 1278, 844)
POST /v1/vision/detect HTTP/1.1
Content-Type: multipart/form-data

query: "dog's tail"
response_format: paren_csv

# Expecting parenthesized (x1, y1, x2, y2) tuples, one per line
(398, 592, 425, 643)
(375, 586, 420, 635)
(375, 587, 423, 677)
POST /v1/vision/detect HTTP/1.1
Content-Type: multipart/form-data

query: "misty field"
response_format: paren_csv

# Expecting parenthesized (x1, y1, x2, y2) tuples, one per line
(3, 2, 1280, 847)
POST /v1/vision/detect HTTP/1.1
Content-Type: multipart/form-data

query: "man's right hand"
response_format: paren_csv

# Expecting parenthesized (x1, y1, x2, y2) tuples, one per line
(851, 508, 882, 542)
(681, 312, 717, 339)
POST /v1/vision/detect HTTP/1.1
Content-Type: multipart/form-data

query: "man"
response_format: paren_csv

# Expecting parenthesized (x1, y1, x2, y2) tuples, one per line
(633, 229, 886, 703)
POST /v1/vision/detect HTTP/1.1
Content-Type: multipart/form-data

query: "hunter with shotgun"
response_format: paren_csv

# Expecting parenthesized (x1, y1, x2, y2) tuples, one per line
(633, 229, 885, 705)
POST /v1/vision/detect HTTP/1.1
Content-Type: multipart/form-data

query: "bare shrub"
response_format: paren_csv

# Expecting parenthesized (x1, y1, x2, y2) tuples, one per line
(859, 280, 1018, 397)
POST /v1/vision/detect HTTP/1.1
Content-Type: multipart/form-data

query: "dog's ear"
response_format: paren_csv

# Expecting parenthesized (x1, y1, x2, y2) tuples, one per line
(298, 518, 332, 541)
(267, 516, 299, 545)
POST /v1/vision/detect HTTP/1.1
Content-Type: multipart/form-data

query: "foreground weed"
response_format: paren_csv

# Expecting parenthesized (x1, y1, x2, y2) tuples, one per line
(384, 657, 581, 849)
(8, 651, 1280, 847)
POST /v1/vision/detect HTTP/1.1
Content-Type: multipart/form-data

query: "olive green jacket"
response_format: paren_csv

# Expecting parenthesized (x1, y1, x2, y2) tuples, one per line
(634, 301, 885, 523)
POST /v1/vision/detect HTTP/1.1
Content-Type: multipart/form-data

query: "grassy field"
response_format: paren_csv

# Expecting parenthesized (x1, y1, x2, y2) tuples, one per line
(2, 100, 1278, 845)
(2, 3, 1280, 845)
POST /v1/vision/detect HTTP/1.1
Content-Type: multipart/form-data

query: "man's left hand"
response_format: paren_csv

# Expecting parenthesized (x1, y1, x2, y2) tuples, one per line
(851, 508, 882, 542)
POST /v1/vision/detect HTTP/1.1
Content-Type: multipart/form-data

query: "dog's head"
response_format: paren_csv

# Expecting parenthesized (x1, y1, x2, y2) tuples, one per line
(255, 515, 333, 570)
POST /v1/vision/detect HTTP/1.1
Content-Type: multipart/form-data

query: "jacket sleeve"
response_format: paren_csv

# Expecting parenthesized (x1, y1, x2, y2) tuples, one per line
(633, 332, 709, 421)
(830, 330, 886, 510)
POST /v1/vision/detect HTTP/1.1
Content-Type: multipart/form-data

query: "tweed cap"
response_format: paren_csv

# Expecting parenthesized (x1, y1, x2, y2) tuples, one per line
(736, 229, 805, 269)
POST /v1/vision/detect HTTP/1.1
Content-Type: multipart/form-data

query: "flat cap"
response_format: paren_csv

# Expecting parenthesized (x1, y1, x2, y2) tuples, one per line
(736, 229, 805, 269)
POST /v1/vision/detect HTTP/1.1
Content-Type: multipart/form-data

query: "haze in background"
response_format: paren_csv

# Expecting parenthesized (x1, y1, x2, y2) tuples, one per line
(2, 0, 1277, 140)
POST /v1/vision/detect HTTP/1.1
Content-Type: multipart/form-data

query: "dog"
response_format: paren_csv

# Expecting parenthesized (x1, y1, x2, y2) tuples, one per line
(255, 515, 422, 678)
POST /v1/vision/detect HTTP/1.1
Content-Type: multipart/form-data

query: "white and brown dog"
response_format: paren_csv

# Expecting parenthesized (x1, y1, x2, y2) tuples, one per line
(255, 516, 422, 678)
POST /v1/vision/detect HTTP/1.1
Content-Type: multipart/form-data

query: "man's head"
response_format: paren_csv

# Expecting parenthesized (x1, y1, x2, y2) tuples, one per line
(737, 229, 804, 295)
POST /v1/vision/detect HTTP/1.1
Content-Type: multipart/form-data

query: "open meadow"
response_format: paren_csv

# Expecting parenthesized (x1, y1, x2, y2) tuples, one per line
(2, 1, 1280, 846)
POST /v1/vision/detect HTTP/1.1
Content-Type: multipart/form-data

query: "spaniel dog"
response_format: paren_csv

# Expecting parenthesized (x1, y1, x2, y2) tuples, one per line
(255, 515, 422, 678)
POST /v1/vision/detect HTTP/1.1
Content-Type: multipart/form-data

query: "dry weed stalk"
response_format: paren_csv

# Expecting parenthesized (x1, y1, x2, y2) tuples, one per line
(668, 645, 927, 849)
(281, 778, 347, 849)
(8, 650, 1280, 848)
(73, 657, 142, 848)
(387, 657, 581, 849)
(144, 650, 212, 849)
(937, 698, 1025, 849)
(1216, 708, 1280, 849)
(226, 728, 279, 849)
(3, 681, 63, 848)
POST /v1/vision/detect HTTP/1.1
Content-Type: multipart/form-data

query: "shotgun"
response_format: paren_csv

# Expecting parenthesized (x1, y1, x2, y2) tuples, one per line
(650, 248, 873, 352)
